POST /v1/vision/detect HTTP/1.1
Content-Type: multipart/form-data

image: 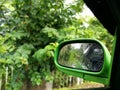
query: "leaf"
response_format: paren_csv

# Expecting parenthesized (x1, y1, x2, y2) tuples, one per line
(19, 57, 28, 65)
(0, 45, 7, 54)
(45, 44, 54, 51)
(0, 58, 13, 64)
(15, 43, 34, 58)
(10, 31, 27, 40)
(0, 59, 6, 63)
(30, 72, 42, 86)
(32, 49, 47, 62)
(41, 27, 59, 38)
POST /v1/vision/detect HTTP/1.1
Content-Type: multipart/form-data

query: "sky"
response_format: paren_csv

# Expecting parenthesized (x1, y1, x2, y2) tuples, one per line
(65, 0, 94, 17)
(81, 4, 94, 17)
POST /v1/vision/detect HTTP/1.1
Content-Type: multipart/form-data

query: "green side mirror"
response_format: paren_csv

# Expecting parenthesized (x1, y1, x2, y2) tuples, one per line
(54, 39, 111, 85)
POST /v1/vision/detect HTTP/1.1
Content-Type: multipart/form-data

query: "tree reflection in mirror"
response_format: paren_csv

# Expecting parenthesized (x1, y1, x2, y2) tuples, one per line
(58, 43, 104, 71)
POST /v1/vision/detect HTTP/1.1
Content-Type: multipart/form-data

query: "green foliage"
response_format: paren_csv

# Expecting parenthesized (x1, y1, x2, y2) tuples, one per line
(13, 43, 34, 66)
(59, 17, 113, 53)
(30, 72, 42, 86)
(5, 0, 83, 88)
(33, 43, 58, 62)
(0, 0, 114, 89)
(31, 43, 58, 85)
(0, 33, 34, 89)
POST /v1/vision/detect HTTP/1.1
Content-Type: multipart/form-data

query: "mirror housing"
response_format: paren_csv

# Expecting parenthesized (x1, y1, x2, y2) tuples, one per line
(54, 39, 111, 85)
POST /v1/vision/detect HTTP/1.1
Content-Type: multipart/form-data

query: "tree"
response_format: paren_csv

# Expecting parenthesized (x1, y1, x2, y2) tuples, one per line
(0, 0, 84, 89)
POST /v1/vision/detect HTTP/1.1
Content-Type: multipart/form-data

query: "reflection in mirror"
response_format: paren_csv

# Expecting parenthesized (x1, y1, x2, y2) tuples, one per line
(58, 43, 104, 71)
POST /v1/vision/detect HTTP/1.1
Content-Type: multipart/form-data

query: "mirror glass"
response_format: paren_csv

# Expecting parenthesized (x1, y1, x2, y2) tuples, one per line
(58, 43, 104, 71)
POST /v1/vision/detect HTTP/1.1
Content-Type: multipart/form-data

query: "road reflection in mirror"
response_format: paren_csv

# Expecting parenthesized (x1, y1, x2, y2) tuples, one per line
(58, 43, 104, 71)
